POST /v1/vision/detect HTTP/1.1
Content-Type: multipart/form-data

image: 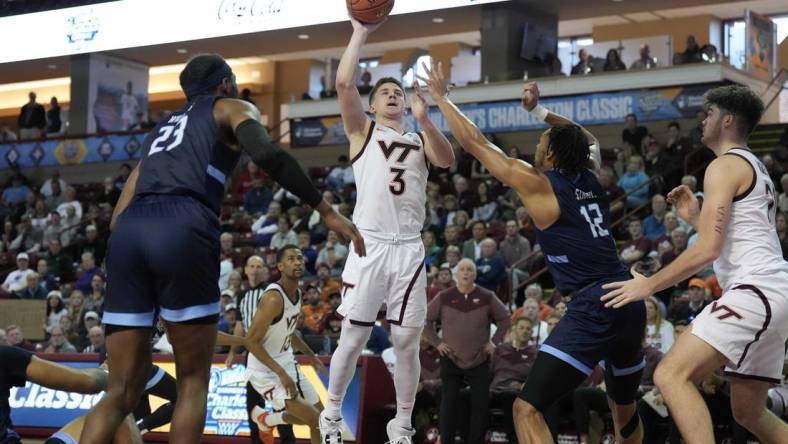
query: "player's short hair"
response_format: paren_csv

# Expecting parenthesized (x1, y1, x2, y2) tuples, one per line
(703, 85, 764, 137)
(547, 124, 590, 176)
(368, 77, 405, 105)
(179, 53, 233, 100)
(276, 244, 301, 263)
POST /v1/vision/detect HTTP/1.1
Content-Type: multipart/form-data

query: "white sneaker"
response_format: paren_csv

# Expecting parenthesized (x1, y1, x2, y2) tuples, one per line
(319, 411, 343, 444)
(386, 419, 415, 444)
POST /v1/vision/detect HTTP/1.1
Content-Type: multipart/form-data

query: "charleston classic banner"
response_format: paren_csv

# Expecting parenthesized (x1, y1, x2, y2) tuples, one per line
(0, 132, 147, 170)
(291, 83, 719, 147)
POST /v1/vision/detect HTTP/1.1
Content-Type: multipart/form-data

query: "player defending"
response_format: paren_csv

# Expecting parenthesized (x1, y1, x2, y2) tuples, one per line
(602, 85, 788, 443)
(417, 65, 645, 444)
(319, 16, 455, 444)
(80, 53, 365, 444)
(245, 245, 328, 444)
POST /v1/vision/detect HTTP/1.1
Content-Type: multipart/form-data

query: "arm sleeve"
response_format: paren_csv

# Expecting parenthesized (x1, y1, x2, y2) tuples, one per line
(235, 119, 322, 208)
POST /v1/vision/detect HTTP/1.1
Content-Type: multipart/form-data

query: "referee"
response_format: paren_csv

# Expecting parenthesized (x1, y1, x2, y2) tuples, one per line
(227, 255, 295, 444)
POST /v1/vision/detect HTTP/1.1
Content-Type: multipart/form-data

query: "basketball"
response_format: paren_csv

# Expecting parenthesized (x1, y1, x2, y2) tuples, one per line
(347, 0, 395, 24)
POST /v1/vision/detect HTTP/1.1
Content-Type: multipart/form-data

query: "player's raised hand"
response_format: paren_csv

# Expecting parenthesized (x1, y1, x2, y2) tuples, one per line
(411, 79, 430, 122)
(521, 82, 540, 111)
(667, 185, 700, 225)
(349, 15, 385, 35)
(320, 203, 366, 257)
(600, 268, 653, 308)
(416, 58, 451, 102)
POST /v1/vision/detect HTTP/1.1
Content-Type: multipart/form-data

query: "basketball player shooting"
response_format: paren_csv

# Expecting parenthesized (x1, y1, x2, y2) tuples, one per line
(602, 85, 788, 444)
(417, 65, 646, 444)
(318, 14, 455, 444)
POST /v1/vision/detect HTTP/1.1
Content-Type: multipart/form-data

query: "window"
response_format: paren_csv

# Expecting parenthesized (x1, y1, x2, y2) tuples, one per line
(402, 54, 432, 87)
(724, 14, 788, 71)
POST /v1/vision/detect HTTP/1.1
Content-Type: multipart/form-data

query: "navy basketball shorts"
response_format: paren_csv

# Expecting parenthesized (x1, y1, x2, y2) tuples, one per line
(103, 195, 221, 327)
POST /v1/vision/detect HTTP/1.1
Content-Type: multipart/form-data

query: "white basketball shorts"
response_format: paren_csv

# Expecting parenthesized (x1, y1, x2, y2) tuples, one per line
(245, 360, 320, 411)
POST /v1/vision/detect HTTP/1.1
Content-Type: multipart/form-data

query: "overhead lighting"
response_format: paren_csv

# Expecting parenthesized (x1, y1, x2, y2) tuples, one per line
(432, 17, 445, 23)
(297, 34, 309, 40)
(576, 38, 594, 46)
(612, 0, 624, 2)
(176, 48, 188, 54)
(47, 64, 57, 69)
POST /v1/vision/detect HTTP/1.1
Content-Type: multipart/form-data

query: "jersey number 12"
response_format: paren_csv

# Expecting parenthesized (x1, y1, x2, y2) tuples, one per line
(580, 203, 609, 238)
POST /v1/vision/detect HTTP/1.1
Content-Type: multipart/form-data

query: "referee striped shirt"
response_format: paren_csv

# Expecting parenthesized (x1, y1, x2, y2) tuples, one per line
(237, 283, 268, 333)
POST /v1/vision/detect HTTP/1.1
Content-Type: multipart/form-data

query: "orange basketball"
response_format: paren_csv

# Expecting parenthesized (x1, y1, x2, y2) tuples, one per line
(347, 0, 395, 24)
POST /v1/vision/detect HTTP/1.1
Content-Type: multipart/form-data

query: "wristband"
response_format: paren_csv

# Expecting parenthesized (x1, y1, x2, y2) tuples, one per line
(529, 104, 548, 122)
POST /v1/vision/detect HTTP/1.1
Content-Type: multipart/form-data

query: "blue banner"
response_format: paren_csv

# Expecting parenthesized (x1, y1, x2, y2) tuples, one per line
(291, 83, 719, 147)
(0, 132, 147, 170)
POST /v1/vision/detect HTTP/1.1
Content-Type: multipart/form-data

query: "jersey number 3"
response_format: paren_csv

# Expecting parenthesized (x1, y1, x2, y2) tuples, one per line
(148, 115, 189, 156)
(389, 167, 406, 195)
(580, 203, 609, 238)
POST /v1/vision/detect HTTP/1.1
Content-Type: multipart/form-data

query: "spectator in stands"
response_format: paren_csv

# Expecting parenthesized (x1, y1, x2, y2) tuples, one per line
(80, 225, 106, 265)
(67, 289, 87, 333)
(642, 194, 667, 240)
(427, 265, 454, 303)
(127, 111, 147, 131)
(665, 121, 689, 156)
(40, 170, 67, 198)
(653, 211, 680, 255)
(776, 212, 788, 259)
(525, 283, 554, 321)
(83, 325, 105, 354)
(669, 277, 709, 324)
(2, 176, 31, 206)
(598, 166, 625, 221)
(44, 179, 64, 211)
(645, 296, 674, 354)
(357, 71, 373, 95)
(315, 262, 341, 302)
(618, 155, 650, 209)
(251, 201, 281, 246)
(243, 178, 273, 216)
(660, 227, 688, 266)
(490, 317, 537, 442)
(621, 114, 649, 153)
(5, 324, 35, 351)
(475, 238, 506, 292)
(45, 238, 74, 283)
(114, 163, 132, 191)
(472, 182, 498, 222)
(56, 187, 82, 220)
(97, 177, 120, 207)
(326, 155, 354, 191)
(30, 200, 49, 232)
(547, 312, 563, 333)
(620, 219, 652, 265)
(778, 174, 788, 213)
(296, 230, 317, 276)
(454, 211, 471, 240)
(424, 259, 511, 444)
(45, 290, 68, 333)
(630, 43, 658, 70)
(761, 154, 784, 192)
(17, 92, 46, 139)
(680, 175, 698, 194)
(13, 272, 45, 300)
(301, 285, 332, 335)
(47, 97, 62, 134)
(422, 230, 442, 273)
(442, 224, 461, 252)
(571, 48, 593, 75)
(233, 161, 266, 196)
(688, 109, 706, 149)
(37, 258, 58, 293)
(74, 252, 99, 294)
(45, 325, 77, 353)
(85, 274, 105, 314)
(42, 211, 66, 247)
(515, 298, 549, 345)
(2, 252, 34, 293)
(217, 303, 238, 337)
(0, 123, 17, 142)
(462, 220, 486, 260)
(644, 135, 681, 194)
(500, 219, 531, 300)
(10, 215, 42, 254)
(217, 233, 240, 269)
(603, 48, 626, 72)
(84, 311, 102, 334)
(316, 230, 348, 276)
(452, 175, 476, 214)
(678, 35, 702, 64)
(269, 216, 298, 251)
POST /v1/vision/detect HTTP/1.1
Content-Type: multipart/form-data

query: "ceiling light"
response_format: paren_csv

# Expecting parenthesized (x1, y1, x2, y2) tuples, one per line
(176, 48, 188, 54)
(298, 34, 309, 40)
(432, 17, 445, 23)
(47, 64, 57, 70)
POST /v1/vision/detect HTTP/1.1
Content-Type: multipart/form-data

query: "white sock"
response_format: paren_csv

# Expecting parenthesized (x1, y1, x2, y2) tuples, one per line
(391, 325, 422, 430)
(252, 406, 286, 427)
(324, 320, 373, 420)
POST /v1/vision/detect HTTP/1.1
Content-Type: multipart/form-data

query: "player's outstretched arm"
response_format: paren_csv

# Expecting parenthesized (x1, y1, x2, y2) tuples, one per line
(336, 17, 381, 139)
(412, 60, 454, 168)
(26, 355, 108, 393)
(522, 82, 601, 172)
(216, 330, 246, 347)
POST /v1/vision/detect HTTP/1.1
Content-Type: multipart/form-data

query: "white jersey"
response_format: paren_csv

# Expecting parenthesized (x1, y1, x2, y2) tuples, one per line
(350, 121, 428, 235)
(247, 283, 302, 373)
(713, 148, 788, 291)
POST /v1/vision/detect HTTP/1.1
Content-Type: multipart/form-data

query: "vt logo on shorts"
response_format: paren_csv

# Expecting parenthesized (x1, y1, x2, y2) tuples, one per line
(710, 302, 744, 321)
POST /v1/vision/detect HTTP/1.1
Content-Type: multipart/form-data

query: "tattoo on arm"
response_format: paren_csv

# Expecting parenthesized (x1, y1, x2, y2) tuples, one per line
(714, 205, 726, 235)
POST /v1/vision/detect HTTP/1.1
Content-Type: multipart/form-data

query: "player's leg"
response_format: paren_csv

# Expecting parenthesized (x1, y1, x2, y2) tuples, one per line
(137, 368, 178, 433)
(324, 319, 372, 418)
(389, 325, 423, 431)
(25, 354, 107, 393)
(246, 381, 267, 444)
(729, 378, 788, 442)
(51, 414, 142, 444)
(284, 398, 322, 444)
(652, 330, 726, 444)
(164, 319, 218, 444)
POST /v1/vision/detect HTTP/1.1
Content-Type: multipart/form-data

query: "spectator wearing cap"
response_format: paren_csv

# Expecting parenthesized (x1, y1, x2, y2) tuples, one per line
(660, 227, 688, 267)
(45, 325, 77, 353)
(301, 285, 332, 334)
(85, 274, 105, 314)
(669, 278, 709, 324)
(620, 219, 652, 266)
(12, 271, 45, 300)
(218, 303, 238, 336)
(642, 194, 667, 240)
(45, 238, 74, 282)
(645, 296, 674, 354)
(427, 265, 455, 303)
(82, 325, 106, 354)
(424, 258, 511, 444)
(251, 201, 281, 246)
(45, 291, 68, 333)
(2, 252, 34, 293)
(80, 225, 106, 265)
(316, 230, 348, 277)
(5, 324, 35, 351)
(74, 252, 100, 294)
(83, 311, 101, 332)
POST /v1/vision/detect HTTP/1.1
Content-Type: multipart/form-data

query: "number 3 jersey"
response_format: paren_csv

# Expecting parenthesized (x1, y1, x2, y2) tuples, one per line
(351, 121, 428, 235)
(535, 169, 627, 292)
(247, 283, 303, 373)
(136, 95, 240, 215)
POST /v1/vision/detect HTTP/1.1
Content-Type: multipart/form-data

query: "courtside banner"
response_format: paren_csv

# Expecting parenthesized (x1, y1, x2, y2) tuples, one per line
(291, 83, 719, 147)
(9, 360, 361, 440)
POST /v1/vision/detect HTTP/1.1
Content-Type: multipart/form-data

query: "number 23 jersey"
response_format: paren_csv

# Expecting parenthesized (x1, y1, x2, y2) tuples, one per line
(351, 121, 428, 235)
(535, 169, 627, 292)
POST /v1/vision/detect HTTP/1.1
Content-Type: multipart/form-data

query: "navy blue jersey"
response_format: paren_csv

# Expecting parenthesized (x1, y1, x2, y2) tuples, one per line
(0, 346, 32, 443)
(535, 169, 627, 292)
(135, 95, 240, 214)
